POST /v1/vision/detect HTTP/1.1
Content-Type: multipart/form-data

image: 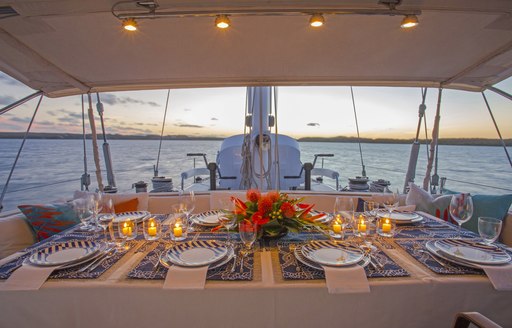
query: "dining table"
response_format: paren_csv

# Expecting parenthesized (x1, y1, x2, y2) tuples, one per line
(0, 211, 510, 328)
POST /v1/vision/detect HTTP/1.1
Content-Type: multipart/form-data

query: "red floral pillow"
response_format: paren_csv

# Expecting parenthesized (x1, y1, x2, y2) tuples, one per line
(18, 203, 80, 241)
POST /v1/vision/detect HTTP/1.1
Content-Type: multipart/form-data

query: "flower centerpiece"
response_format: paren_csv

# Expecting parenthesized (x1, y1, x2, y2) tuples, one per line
(225, 189, 326, 238)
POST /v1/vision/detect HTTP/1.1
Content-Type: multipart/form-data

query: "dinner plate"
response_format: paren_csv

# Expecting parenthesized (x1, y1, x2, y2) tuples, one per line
(425, 240, 481, 269)
(377, 211, 423, 224)
(301, 240, 364, 267)
(294, 245, 370, 270)
(113, 211, 150, 223)
(161, 246, 234, 270)
(434, 240, 511, 265)
(167, 240, 228, 267)
(191, 211, 221, 226)
(28, 240, 101, 266)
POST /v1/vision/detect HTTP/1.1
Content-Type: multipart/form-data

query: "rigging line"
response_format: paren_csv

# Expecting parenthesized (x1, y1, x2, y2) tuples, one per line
(444, 178, 512, 192)
(350, 86, 366, 177)
(273, 86, 281, 191)
(87, 93, 104, 192)
(7, 178, 81, 193)
(155, 89, 171, 177)
(81, 95, 90, 191)
(482, 91, 512, 169)
(0, 94, 43, 211)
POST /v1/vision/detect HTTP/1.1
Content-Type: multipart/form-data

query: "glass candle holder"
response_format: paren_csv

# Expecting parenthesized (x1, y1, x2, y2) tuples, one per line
(355, 214, 368, 237)
(377, 217, 395, 237)
(118, 218, 137, 240)
(143, 217, 161, 241)
(330, 214, 345, 239)
(170, 213, 188, 241)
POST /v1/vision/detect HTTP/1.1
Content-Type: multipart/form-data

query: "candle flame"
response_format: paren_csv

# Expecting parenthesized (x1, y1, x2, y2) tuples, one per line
(385, 218, 390, 224)
(123, 222, 128, 228)
(150, 221, 155, 228)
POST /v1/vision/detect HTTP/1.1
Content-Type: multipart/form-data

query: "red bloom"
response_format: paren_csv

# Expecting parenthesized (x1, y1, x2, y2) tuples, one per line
(232, 197, 247, 215)
(258, 196, 273, 214)
(252, 212, 269, 226)
(280, 202, 295, 218)
(267, 191, 279, 203)
(247, 189, 261, 203)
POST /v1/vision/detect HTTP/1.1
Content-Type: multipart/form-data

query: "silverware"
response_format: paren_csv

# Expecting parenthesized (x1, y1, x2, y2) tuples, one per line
(87, 249, 118, 272)
(239, 255, 244, 273)
(77, 248, 113, 273)
(418, 249, 447, 268)
(230, 251, 238, 273)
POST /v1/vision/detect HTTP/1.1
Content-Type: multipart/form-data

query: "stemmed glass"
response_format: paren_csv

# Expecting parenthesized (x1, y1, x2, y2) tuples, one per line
(98, 198, 115, 244)
(239, 220, 257, 256)
(478, 217, 502, 245)
(363, 201, 378, 249)
(179, 191, 196, 232)
(333, 197, 354, 229)
(74, 198, 92, 230)
(383, 193, 399, 218)
(449, 193, 474, 238)
(217, 198, 236, 246)
(88, 192, 103, 232)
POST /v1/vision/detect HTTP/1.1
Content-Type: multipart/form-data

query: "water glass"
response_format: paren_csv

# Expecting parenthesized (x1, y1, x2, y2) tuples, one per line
(218, 211, 237, 245)
(333, 197, 354, 228)
(143, 217, 162, 241)
(449, 193, 473, 238)
(98, 198, 115, 243)
(383, 193, 399, 217)
(108, 221, 126, 250)
(74, 198, 92, 230)
(88, 192, 103, 232)
(478, 217, 502, 245)
(239, 220, 257, 254)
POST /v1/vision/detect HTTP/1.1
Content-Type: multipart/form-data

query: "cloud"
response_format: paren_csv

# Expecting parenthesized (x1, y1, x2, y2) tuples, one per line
(98, 94, 160, 107)
(0, 95, 16, 105)
(307, 122, 320, 127)
(9, 116, 32, 123)
(58, 116, 81, 124)
(174, 123, 204, 128)
(0, 73, 24, 86)
(210, 117, 218, 121)
(184, 108, 192, 112)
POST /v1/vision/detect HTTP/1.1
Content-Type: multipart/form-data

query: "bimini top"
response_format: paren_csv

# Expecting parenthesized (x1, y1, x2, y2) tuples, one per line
(0, 0, 511, 97)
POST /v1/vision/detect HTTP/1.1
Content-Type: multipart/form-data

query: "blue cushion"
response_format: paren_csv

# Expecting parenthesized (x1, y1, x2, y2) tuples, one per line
(461, 194, 512, 233)
(18, 203, 80, 241)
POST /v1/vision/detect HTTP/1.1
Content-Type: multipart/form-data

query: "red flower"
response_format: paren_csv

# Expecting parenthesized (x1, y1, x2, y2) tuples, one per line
(280, 202, 295, 218)
(232, 197, 247, 215)
(247, 189, 261, 203)
(252, 211, 269, 226)
(267, 191, 279, 203)
(258, 196, 273, 214)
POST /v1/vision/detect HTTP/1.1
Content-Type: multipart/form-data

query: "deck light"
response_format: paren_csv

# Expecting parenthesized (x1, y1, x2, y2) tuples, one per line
(309, 14, 324, 27)
(122, 18, 138, 31)
(400, 15, 419, 28)
(215, 15, 231, 29)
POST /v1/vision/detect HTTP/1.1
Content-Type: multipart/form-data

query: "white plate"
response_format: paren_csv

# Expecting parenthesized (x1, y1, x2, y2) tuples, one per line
(310, 211, 333, 224)
(301, 241, 364, 267)
(425, 241, 481, 269)
(294, 245, 370, 270)
(192, 211, 221, 226)
(167, 240, 228, 267)
(113, 211, 150, 223)
(377, 211, 421, 222)
(434, 240, 511, 265)
(28, 241, 101, 266)
(161, 246, 234, 270)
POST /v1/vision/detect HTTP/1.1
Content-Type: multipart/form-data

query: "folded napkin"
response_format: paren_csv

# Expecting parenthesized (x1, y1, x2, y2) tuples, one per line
(0, 265, 56, 291)
(482, 264, 512, 291)
(0, 251, 26, 267)
(163, 265, 208, 289)
(322, 265, 370, 294)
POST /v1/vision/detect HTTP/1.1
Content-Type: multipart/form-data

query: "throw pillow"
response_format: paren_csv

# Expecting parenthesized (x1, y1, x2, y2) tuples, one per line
(113, 198, 139, 213)
(461, 194, 512, 233)
(18, 203, 80, 241)
(406, 183, 453, 222)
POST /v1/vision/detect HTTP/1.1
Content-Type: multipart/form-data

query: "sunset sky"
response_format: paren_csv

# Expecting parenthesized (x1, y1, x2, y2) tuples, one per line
(1, 72, 511, 140)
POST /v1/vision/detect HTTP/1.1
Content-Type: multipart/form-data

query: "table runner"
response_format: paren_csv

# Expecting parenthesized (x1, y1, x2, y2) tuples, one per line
(277, 241, 409, 280)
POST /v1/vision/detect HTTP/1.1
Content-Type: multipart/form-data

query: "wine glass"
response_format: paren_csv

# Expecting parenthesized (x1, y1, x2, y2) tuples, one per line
(98, 198, 115, 244)
(478, 217, 502, 245)
(449, 193, 474, 238)
(180, 191, 196, 232)
(239, 220, 257, 256)
(383, 193, 399, 218)
(88, 192, 103, 232)
(74, 198, 92, 230)
(216, 198, 236, 246)
(333, 197, 354, 229)
(363, 201, 377, 250)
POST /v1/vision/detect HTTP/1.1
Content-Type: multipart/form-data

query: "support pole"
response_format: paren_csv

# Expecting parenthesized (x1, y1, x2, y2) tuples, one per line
(87, 93, 104, 192)
(350, 87, 366, 177)
(0, 91, 43, 116)
(96, 93, 117, 192)
(154, 90, 171, 177)
(423, 88, 443, 192)
(80, 95, 90, 191)
(0, 94, 43, 212)
(482, 92, 512, 168)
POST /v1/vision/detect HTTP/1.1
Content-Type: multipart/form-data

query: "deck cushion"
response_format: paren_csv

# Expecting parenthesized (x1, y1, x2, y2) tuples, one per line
(406, 184, 453, 222)
(18, 203, 80, 241)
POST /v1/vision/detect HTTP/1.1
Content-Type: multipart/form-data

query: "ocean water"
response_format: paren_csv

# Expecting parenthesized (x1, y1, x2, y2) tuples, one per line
(0, 139, 511, 212)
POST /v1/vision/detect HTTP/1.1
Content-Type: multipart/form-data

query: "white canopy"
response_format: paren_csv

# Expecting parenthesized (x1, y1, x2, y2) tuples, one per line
(0, 0, 511, 97)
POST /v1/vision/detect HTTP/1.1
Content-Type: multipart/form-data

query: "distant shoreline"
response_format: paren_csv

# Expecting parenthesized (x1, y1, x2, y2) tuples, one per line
(0, 132, 510, 146)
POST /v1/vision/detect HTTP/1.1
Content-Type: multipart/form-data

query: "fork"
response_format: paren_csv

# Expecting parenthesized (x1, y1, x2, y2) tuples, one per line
(412, 243, 447, 268)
